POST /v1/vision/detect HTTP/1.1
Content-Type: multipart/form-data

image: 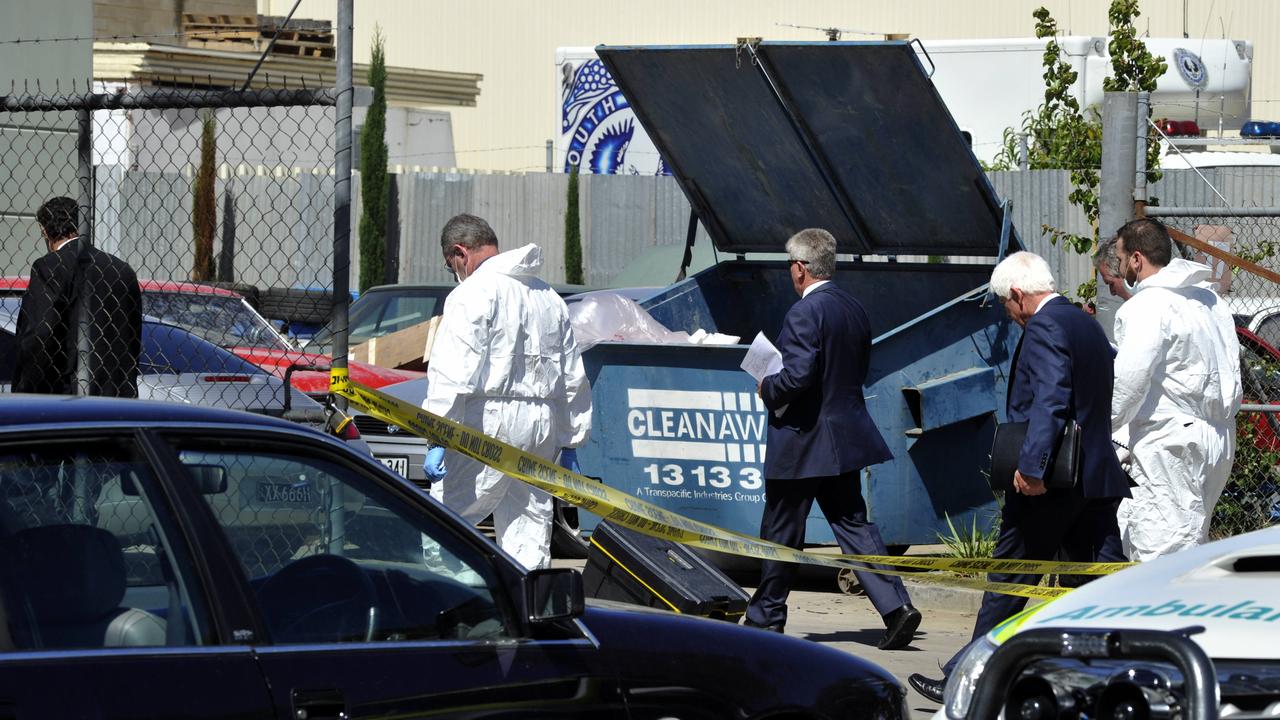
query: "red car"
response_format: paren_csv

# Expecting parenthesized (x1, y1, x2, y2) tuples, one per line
(1238, 325, 1280, 452)
(0, 277, 422, 397)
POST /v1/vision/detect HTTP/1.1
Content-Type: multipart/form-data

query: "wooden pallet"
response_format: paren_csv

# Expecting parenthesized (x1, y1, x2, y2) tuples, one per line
(182, 13, 257, 28)
(180, 12, 334, 59)
(266, 42, 335, 59)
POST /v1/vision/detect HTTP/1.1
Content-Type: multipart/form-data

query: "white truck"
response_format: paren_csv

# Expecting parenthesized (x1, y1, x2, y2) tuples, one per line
(556, 37, 1253, 172)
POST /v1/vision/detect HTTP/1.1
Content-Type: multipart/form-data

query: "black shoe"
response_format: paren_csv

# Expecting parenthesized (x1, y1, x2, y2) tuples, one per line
(908, 673, 945, 704)
(878, 604, 922, 650)
(743, 618, 785, 633)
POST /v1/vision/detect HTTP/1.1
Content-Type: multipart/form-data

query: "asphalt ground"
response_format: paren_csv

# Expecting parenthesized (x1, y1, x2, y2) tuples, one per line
(553, 554, 981, 720)
(756, 572, 972, 720)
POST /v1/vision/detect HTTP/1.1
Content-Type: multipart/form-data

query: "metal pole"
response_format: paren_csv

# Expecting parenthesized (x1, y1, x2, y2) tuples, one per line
(75, 108, 93, 395)
(1017, 133, 1029, 171)
(327, 0, 353, 556)
(332, 0, 352, 414)
(546, 139, 553, 173)
(1095, 92, 1138, 342)
(1134, 91, 1150, 215)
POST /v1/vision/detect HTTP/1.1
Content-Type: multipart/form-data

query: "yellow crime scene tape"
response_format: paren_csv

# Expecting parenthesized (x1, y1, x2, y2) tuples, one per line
(330, 368, 1132, 600)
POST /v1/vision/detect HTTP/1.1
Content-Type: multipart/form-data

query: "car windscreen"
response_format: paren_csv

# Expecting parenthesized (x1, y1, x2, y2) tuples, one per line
(309, 289, 448, 351)
(142, 292, 290, 351)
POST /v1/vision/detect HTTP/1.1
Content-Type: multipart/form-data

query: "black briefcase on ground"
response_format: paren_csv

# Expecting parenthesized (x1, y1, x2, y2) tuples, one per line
(582, 521, 749, 622)
(990, 419, 1081, 492)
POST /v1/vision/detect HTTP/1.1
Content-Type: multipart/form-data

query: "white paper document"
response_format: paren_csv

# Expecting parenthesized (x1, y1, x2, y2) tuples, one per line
(741, 332, 784, 383)
(741, 332, 790, 418)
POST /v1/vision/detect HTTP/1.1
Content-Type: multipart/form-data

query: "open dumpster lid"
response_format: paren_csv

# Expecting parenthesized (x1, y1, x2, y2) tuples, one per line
(595, 41, 1010, 257)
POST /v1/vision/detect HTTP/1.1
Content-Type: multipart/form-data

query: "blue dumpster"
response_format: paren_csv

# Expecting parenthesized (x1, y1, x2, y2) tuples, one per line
(575, 40, 1020, 549)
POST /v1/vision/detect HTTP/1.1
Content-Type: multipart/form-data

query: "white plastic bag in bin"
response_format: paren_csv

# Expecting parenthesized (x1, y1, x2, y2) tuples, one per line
(568, 293, 738, 351)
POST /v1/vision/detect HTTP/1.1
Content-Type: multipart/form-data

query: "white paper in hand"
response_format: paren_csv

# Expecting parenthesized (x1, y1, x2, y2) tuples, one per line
(742, 332, 788, 418)
(741, 332, 783, 382)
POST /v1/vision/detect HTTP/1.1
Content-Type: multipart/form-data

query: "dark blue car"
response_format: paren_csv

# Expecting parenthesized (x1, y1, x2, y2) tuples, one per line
(0, 397, 904, 718)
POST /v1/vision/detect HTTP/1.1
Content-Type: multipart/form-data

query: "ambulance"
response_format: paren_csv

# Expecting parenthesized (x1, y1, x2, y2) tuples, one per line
(940, 526, 1280, 718)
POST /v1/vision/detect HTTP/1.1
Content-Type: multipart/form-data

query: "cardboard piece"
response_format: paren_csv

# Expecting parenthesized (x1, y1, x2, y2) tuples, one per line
(349, 315, 442, 371)
(1193, 224, 1234, 295)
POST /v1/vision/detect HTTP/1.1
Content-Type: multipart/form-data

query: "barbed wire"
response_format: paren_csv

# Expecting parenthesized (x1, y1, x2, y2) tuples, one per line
(0, 27, 316, 47)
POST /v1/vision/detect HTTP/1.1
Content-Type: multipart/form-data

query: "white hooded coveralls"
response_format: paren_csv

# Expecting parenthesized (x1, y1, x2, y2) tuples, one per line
(1112, 259, 1242, 561)
(424, 243, 593, 570)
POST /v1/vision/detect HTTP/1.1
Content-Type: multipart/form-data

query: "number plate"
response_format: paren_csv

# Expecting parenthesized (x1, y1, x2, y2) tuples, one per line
(255, 481, 312, 504)
(379, 456, 409, 476)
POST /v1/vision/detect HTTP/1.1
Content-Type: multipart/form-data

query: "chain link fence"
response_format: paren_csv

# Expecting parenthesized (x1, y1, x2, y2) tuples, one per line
(0, 80, 351, 570)
(0, 82, 340, 418)
(1146, 208, 1280, 539)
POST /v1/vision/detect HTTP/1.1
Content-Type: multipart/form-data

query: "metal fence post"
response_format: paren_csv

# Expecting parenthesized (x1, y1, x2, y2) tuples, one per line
(1017, 133, 1029, 171)
(332, 0, 353, 410)
(327, 0, 354, 556)
(75, 107, 93, 394)
(1134, 91, 1150, 216)
(1095, 92, 1138, 341)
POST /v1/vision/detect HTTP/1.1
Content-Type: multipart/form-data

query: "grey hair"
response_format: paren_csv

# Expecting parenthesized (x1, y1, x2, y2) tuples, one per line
(440, 213, 498, 252)
(1093, 238, 1122, 276)
(990, 251, 1056, 299)
(785, 228, 837, 279)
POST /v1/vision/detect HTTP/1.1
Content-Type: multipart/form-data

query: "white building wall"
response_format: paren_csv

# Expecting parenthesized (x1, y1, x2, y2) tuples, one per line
(259, 0, 1280, 172)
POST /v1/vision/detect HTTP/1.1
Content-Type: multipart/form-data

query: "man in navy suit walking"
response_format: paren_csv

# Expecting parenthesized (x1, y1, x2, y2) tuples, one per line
(909, 251, 1130, 703)
(743, 228, 921, 650)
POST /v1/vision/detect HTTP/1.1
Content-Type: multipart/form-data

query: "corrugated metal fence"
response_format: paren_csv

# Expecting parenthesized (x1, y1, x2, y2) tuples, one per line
(72, 166, 1280, 293)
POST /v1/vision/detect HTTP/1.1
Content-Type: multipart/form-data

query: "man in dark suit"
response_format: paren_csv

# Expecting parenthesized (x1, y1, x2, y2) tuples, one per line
(743, 228, 921, 650)
(13, 196, 141, 398)
(908, 251, 1130, 703)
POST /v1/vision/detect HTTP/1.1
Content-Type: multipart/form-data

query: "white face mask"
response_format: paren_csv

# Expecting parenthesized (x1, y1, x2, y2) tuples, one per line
(1121, 255, 1140, 294)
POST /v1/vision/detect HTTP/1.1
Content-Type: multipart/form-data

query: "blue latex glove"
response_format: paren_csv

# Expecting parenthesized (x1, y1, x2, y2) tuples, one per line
(558, 447, 581, 474)
(424, 447, 447, 484)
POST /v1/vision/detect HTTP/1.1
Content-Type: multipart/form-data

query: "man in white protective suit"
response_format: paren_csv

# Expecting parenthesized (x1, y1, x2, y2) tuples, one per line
(1111, 218, 1242, 561)
(422, 213, 593, 570)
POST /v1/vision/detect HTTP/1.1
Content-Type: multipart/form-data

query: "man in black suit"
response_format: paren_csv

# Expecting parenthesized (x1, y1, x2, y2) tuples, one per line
(909, 251, 1129, 703)
(13, 196, 141, 398)
(743, 228, 921, 650)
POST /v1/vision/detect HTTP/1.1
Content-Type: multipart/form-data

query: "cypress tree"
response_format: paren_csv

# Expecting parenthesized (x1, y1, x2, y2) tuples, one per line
(191, 110, 217, 281)
(564, 169, 583, 285)
(358, 28, 389, 291)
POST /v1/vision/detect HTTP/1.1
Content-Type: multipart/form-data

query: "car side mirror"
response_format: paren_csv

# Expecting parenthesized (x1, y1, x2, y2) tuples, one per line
(525, 568, 584, 623)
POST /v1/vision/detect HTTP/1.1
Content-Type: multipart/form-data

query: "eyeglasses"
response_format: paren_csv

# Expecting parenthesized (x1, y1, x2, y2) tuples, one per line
(788, 258, 810, 266)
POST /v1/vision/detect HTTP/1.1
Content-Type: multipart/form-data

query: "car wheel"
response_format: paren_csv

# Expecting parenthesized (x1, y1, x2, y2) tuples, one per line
(551, 500, 590, 559)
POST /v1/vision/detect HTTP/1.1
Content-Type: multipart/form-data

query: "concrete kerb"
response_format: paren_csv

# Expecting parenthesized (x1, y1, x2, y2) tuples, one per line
(899, 577, 986, 615)
(822, 545, 983, 615)
(818, 545, 1044, 616)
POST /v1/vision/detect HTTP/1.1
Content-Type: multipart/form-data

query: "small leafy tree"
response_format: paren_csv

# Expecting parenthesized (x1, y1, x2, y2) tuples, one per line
(988, 1, 1167, 299)
(358, 27, 388, 292)
(191, 110, 217, 282)
(564, 169, 584, 285)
